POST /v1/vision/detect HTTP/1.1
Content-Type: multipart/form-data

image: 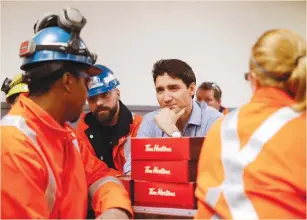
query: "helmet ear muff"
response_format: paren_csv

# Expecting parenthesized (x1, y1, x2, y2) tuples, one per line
(57, 8, 87, 51)
(34, 14, 59, 34)
(33, 8, 86, 34)
(57, 7, 86, 33)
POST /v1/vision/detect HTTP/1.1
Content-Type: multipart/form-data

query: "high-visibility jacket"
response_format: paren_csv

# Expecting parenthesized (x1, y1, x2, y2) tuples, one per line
(76, 110, 142, 176)
(195, 87, 306, 219)
(219, 106, 229, 115)
(1, 95, 133, 219)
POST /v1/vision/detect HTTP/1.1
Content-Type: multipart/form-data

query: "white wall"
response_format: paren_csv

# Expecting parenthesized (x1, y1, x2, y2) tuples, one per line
(1, 1, 306, 107)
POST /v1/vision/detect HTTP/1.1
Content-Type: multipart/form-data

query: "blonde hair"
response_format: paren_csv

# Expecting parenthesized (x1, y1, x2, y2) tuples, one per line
(250, 29, 306, 112)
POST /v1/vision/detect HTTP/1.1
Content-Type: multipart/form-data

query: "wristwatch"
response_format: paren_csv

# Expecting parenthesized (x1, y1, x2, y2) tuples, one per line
(171, 131, 182, 137)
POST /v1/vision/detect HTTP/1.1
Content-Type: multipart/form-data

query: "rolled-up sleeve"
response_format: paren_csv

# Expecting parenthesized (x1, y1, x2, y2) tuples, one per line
(89, 176, 132, 217)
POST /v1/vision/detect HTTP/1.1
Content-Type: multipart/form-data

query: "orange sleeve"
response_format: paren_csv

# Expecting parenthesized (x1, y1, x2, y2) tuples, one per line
(107, 168, 124, 176)
(194, 119, 224, 219)
(1, 128, 50, 219)
(79, 139, 133, 217)
(91, 182, 133, 217)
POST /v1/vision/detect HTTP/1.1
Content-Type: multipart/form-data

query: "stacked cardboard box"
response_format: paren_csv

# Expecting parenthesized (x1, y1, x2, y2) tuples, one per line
(130, 137, 204, 209)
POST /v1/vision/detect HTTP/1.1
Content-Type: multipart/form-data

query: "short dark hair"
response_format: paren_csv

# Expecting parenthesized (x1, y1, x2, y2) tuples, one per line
(152, 59, 196, 88)
(198, 82, 222, 100)
(24, 61, 87, 96)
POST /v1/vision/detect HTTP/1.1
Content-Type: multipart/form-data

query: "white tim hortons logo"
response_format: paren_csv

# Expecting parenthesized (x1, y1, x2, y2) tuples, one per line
(148, 188, 176, 197)
(144, 166, 171, 175)
(104, 74, 116, 84)
(144, 144, 172, 152)
(90, 76, 104, 89)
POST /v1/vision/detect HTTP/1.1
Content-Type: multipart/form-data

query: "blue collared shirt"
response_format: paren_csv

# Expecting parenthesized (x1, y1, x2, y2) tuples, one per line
(137, 101, 223, 137)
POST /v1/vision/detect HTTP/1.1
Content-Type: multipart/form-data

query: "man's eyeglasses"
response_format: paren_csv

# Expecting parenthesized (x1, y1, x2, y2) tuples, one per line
(75, 71, 93, 90)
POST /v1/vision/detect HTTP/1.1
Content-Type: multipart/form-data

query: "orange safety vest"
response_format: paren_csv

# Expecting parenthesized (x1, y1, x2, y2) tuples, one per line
(76, 112, 142, 176)
(195, 87, 306, 219)
(1, 95, 133, 219)
(219, 106, 229, 115)
(222, 107, 229, 115)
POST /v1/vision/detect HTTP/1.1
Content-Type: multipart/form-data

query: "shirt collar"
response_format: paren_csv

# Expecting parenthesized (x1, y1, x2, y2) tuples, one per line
(186, 100, 202, 126)
(250, 87, 295, 107)
(18, 94, 72, 134)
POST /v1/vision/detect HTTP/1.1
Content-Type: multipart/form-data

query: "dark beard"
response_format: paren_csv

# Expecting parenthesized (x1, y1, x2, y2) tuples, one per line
(94, 104, 118, 126)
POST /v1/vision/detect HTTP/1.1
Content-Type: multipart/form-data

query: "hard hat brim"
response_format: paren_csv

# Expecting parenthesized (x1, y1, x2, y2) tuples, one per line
(7, 83, 29, 99)
(88, 87, 113, 97)
(85, 65, 103, 76)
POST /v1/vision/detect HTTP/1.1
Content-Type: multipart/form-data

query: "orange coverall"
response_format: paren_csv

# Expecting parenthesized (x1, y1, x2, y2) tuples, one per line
(195, 87, 306, 219)
(1, 95, 133, 219)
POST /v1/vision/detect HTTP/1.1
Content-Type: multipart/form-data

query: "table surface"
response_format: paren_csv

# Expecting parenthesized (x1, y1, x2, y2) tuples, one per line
(133, 206, 197, 219)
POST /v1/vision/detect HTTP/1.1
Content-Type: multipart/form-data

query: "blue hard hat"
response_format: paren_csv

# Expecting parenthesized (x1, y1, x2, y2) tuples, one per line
(88, 64, 120, 97)
(19, 26, 100, 76)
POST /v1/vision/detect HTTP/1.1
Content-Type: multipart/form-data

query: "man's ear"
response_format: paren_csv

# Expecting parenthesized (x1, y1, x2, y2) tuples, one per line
(188, 82, 196, 97)
(115, 88, 120, 99)
(62, 72, 73, 93)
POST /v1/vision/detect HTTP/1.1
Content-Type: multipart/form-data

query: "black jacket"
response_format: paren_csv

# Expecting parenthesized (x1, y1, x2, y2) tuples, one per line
(82, 100, 133, 169)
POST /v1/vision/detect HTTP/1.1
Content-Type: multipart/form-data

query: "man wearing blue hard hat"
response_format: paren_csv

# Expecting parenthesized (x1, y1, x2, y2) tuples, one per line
(76, 65, 142, 177)
(1, 8, 132, 219)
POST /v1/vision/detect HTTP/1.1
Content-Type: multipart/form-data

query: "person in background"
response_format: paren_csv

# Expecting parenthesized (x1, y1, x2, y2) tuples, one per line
(1, 8, 132, 219)
(76, 64, 142, 219)
(76, 64, 142, 176)
(1, 73, 29, 107)
(195, 29, 306, 219)
(196, 81, 229, 114)
(137, 59, 222, 138)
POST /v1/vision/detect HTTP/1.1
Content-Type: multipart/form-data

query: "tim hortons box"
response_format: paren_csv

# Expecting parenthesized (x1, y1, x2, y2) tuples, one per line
(134, 180, 196, 209)
(118, 176, 134, 201)
(132, 160, 197, 183)
(131, 137, 204, 160)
